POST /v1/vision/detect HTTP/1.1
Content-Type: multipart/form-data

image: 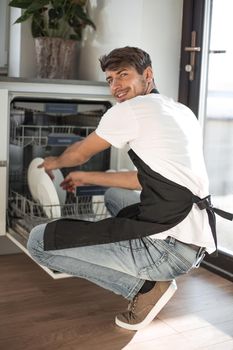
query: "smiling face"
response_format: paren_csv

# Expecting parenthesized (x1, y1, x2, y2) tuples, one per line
(105, 66, 154, 103)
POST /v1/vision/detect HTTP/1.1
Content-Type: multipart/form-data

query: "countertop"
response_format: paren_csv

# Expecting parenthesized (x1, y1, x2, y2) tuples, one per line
(0, 76, 108, 87)
(0, 77, 112, 99)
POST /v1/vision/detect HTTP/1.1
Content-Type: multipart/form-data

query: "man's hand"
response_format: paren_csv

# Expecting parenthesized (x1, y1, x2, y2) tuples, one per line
(60, 171, 89, 192)
(38, 156, 60, 171)
(38, 156, 60, 180)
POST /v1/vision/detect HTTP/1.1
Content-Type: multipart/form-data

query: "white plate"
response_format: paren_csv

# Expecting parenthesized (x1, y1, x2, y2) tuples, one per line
(28, 157, 45, 200)
(92, 195, 105, 216)
(52, 169, 66, 205)
(35, 178, 61, 219)
(27, 157, 63, 218)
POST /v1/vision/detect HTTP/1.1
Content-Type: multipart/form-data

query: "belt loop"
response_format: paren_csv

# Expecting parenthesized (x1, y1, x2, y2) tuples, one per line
(168, 236, 176, 246)
(195, 247, 206, 268)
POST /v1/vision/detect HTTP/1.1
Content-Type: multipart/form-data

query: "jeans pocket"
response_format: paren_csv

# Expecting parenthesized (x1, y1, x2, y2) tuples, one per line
(138, 247, 194, 281)
(137, 251, 169, 279)
(167, 254, 193, 275)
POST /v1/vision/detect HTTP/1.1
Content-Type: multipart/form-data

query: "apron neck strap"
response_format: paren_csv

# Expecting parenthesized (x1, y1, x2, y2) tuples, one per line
(150, 88, 159, 94)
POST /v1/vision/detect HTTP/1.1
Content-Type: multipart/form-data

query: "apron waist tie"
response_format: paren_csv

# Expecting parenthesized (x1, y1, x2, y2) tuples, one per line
(193, 195, 233, 256)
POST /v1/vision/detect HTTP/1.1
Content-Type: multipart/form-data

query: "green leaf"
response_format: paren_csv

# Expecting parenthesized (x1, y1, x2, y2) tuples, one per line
(83, 17, 96, 30)
(31, 12, 47, 37)
(27, 0, 50, 12)
(73, 4, 96, 29)
(9, 0, 33, 9)
(14, 10, 32, 23)
(51, 0, 64, 8)
(10, 0, 96, 38)
(69, 33, 81, 41)
(73, 4, 87, 19)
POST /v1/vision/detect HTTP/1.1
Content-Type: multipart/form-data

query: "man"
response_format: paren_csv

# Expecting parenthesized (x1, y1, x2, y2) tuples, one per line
(27, 47, 218, 331)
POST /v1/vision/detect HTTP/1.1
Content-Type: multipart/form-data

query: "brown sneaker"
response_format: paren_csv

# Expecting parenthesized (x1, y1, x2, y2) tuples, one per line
(115, 280, 177, 331)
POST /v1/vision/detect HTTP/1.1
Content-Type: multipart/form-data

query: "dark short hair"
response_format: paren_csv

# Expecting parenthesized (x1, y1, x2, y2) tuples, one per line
(99, 46, 152, 74)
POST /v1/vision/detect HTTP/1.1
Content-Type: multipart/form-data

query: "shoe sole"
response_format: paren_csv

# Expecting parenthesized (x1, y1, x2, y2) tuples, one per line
(115, 280, 177, 331)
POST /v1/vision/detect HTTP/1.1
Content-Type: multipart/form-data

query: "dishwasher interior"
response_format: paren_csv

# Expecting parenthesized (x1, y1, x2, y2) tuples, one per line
(8, 97, 113, 247)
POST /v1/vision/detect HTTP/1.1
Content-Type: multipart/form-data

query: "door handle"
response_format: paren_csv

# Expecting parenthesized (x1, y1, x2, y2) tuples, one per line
(185, 47, 201, 52)
(209, 50, 226, 54)
(184, 31, 201, 81)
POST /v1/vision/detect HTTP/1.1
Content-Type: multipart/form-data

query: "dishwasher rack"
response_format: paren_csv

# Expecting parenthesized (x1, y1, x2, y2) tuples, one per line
(10, 124, 95, 147)
(8, 190, 110, 236)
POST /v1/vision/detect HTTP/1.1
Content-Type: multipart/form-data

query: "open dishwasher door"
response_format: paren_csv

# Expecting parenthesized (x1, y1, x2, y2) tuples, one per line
(0, 79, 130, 278)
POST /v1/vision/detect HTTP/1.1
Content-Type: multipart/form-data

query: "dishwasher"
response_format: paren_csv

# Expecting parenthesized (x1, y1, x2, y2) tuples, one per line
(0, 79, 132, 277)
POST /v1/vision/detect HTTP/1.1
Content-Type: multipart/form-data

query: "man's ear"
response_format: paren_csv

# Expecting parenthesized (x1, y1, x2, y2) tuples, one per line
(143, 66, 154, 82)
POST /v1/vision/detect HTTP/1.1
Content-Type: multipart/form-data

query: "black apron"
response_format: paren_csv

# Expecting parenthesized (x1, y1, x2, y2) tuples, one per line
(44, 150, 233, 255)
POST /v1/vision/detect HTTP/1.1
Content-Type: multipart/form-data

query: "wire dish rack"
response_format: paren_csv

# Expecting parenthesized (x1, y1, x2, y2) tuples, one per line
(10, 124, 95, 147)
(9, 190, 110, 234)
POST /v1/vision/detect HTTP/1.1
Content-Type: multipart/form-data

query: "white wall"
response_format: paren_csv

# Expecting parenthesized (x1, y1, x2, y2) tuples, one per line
(142, 0, 183, 99)
(78, 0, 183, 99)
(8, 8, 21, 77)
(9, 8, 37, 78)
(8, 0, 183, 99)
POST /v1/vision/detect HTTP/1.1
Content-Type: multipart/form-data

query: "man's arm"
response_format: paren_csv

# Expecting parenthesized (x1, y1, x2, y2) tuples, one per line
(40, 131, 141, 190)
(40, 131, 111, 171)
(61, 170, 142, 192)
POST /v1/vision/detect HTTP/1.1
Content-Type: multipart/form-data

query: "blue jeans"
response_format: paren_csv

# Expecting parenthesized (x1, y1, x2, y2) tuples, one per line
(27, 188, 199, 300)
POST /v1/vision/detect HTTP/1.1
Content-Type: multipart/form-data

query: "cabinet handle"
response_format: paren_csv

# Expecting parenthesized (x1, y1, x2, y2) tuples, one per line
(0, 161, 7, 167)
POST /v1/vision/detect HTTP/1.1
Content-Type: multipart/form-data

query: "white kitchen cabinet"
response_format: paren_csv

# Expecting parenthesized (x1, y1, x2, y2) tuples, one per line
(0, 1, 10, 72)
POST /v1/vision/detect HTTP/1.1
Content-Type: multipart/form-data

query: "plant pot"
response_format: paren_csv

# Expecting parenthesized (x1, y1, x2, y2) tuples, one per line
(34, 37, 77, 79)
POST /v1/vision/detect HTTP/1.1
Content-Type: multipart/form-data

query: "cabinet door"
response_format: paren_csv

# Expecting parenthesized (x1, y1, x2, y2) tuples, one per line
(0, 0, 9, 71)
(0, 167, 7, 235)
(0, 89, 9, 235)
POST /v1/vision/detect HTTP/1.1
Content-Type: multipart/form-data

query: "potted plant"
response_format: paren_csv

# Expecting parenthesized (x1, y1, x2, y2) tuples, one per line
(9, 0, 96, 79)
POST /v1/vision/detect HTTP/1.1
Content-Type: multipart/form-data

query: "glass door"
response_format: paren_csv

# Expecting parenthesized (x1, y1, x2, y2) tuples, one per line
(179, 0, 233, 279)
(203, 0, 233, 256)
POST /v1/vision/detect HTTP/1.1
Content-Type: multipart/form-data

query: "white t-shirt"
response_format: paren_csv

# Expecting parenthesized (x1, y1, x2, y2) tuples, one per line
(96, 94, 216, 253)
